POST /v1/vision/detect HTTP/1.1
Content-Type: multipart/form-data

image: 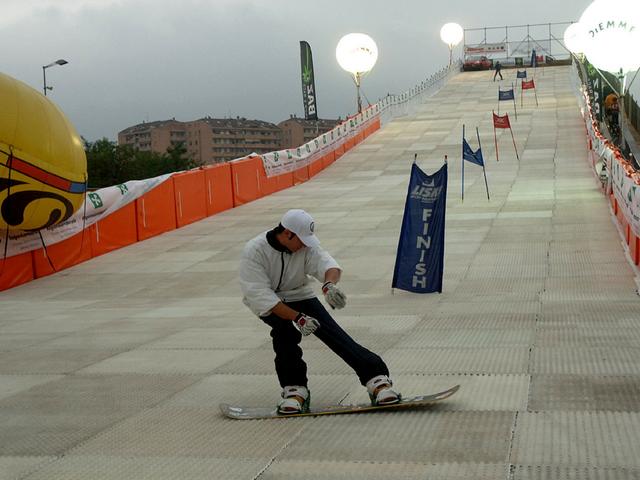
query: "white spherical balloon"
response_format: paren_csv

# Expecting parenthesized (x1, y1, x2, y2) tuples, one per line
(578, 0, 640, 73)
(440, 23, 464, 46)
(336, 33, 378, 74)
(563, 22, 586, 53)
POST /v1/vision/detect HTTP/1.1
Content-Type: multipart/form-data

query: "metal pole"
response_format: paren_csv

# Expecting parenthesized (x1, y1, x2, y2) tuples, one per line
(355, 72, 362, 114)
(493, 111, 500, 162)
(506, 26, 509, 62)
(462, 124, 465, 202)
(463, 29, 466, 60)
(42, 66, 47, 96)
(477, 127, 490, 201)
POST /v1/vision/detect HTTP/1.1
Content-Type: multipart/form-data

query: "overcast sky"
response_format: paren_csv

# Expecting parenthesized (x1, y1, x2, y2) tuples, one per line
(2, 0, 593, 142)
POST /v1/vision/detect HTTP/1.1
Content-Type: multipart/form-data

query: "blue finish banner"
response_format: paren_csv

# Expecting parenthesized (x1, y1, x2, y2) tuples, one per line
(392, 163, 447, 293)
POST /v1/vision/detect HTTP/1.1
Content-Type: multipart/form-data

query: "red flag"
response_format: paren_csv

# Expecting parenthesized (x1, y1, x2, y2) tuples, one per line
(493, 112, 511, 129)
(522, 79, 535, 90)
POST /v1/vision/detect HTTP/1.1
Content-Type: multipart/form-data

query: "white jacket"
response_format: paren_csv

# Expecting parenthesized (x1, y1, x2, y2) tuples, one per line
(239, 231, 341, 317)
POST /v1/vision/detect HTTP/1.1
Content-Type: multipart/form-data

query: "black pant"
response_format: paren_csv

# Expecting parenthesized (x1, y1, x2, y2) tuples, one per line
(260, 297, 389, 388)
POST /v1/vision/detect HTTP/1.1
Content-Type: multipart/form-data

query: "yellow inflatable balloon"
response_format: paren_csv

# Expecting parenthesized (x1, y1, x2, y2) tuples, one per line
(0, 71, 87, 232)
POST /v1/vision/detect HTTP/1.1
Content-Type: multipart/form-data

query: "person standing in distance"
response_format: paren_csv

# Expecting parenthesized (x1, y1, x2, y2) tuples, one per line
(493, 60, 503, 81)
(239, 209, 400, 414)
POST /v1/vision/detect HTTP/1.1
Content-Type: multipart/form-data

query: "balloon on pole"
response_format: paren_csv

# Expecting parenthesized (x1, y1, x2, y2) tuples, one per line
(578, 0, 640, 81)
(440, 23, 464, 65)
(563, 22, 586, 54)
(336, 33, 378, 113)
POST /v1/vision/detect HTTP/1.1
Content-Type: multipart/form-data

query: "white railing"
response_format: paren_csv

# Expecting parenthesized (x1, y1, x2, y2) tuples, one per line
(378, 60, 462, 125)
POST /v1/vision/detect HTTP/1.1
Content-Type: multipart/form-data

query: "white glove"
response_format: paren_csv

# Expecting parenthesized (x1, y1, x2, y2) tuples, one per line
(322, 282, 347, 309)
(293, 313, 320, 336)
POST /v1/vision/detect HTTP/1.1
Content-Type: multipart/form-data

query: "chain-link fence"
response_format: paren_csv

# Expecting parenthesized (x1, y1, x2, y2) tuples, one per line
(463, 22, 573, 67)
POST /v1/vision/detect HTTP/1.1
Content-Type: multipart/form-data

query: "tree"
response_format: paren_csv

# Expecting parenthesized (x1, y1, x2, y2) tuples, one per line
(85, 139, 202, 189)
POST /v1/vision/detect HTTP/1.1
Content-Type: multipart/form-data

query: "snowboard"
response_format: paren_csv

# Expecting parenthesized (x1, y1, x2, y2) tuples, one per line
(220, 384, 459, 420)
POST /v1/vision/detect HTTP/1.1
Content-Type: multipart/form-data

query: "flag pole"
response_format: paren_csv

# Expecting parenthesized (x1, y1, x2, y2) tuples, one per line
(534, 83, 539, 107)
(493, 111, 500, 162)
(512, 82, 518, 120)
(476, 127, 490, 201)
(497, 88, 500, 115)
(509, 125, 520, 161)
(461, 124, 465, 202)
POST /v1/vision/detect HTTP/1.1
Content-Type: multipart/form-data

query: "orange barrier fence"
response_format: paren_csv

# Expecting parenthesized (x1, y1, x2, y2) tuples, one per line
(136, 178, 177, 241)
(33, 230, 93, 278)
(0, 252, 34, 291)
(631, 233, 640, 265)
(365, 117, 381, 137)
(0, 122, 380, 292)
(582, 101, 640, 268)
(91, 202, 138, 257)
(204, 163, 234, 215)
(173, 169, 207, 228)
(605, 169, 639, 267)
(259, 167, 293, 196)
(343, 137, 356, 153)
(293, 165, 309, 184)
(308, 157, 324, 178)
(231, 155, 263, 206)
(322, 151, 336, 169)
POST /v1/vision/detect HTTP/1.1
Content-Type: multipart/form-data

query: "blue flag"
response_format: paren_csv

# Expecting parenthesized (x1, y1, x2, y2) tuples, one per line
(392, 163, 447, 294)
(516, 70, 527, 79)
(463, 138, 484, 166)
(499, 89, 515, 101)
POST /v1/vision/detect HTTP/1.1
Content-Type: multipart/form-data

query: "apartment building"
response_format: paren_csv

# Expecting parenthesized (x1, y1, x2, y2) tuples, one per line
(188, 117, 282, 164)
(278, 115, 341, 149)
(118, 117, 282, 165)
(117, 119, 186, 154)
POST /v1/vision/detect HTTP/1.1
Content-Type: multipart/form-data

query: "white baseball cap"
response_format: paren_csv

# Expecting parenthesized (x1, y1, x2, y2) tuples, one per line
(281, 209, 320, 248)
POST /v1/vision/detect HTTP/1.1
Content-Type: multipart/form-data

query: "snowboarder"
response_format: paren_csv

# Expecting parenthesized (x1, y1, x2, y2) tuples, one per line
(239, 209, 400, 414)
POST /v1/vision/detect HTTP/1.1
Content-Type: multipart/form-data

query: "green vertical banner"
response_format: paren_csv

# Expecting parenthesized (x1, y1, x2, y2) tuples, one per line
(300, 41, 318, 120)
(584, 60, 603, 122)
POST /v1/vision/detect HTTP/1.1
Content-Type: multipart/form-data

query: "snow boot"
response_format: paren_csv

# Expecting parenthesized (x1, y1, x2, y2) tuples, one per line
(366, 375, 400, 406)
(277, 385, 310, 414)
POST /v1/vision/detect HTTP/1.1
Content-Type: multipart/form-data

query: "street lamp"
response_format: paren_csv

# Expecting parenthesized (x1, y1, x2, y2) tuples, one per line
(42, 59, 69, 96)
(336, 33, 378, 113)
(440, 23, 464, 66)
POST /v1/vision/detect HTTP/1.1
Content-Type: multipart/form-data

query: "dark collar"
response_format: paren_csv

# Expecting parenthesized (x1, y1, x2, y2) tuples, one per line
(266, 228, 291, 254)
